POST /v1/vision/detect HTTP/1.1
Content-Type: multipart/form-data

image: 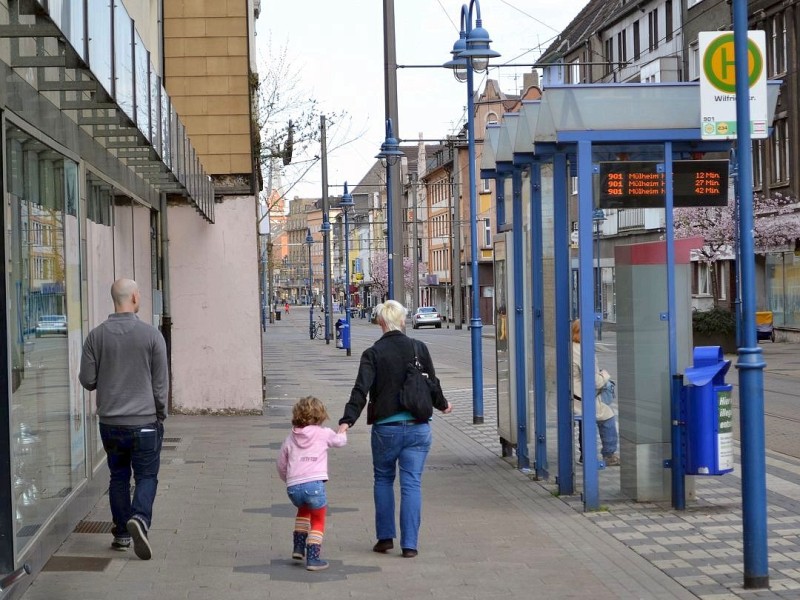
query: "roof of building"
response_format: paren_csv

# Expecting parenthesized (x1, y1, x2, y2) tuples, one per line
(538, 0, 614, 64)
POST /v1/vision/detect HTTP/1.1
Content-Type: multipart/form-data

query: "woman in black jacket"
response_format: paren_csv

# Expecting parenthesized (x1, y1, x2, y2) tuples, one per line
(338, 300, 451, 558)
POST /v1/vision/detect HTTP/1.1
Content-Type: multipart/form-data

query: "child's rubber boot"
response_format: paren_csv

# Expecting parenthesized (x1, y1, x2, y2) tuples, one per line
(292, 532, 307, 560)
(305, 543, 329, 571)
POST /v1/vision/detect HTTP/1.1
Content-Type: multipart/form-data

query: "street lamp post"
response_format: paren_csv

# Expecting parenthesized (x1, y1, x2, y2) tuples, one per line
(340, 183, 355, 356)
(306, 227, 314, 340)
(592, 209, 605, 341)
(375, 119, 403, 300)
(444, 0, 499, 424)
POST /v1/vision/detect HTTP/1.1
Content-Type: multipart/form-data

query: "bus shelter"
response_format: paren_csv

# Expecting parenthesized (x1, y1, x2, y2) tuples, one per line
(481, 82, 780, 510)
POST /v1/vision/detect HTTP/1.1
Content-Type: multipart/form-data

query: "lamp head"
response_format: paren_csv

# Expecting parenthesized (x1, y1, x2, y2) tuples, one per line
(462, 22, 500, 73)
(443, 32, 468, 83)
(375, 119, 404, 167)
(340, 182, 355, 210)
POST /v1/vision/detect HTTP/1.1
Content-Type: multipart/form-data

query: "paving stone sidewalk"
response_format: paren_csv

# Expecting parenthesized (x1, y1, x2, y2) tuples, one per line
(20, 317, 799, 599)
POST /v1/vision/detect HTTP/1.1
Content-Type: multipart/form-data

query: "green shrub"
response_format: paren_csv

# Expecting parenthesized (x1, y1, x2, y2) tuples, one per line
(692, 307, 736, 336)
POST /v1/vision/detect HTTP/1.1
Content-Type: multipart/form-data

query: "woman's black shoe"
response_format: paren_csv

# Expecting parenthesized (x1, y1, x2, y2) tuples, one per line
(401, 548, 418, 558)
(373, 539, 394, 553)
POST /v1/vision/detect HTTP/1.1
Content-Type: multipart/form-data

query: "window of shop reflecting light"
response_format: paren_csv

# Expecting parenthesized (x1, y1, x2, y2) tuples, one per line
(5, 125, 85, 556)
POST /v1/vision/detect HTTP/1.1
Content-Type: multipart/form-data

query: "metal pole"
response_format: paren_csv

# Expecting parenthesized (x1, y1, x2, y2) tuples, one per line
(261, 238, 268, 331)
(466, 56, 484, 424)
(344, 208, 352, 356)
(308, 237, 313, 340)
(411, 174, 420, 312)
(732, 7, 769, 588)
(452, 146, 463, 329)
(530, 163, 547, 479)
(321, 116, 332, 343)
(267, 234, 274, 325)
(511, 167, 528, 470)
(552, 153, 573, 496)
(386, 157, 395, 300)
(383, 0, 403, 303)
(592, 209, 605, 341)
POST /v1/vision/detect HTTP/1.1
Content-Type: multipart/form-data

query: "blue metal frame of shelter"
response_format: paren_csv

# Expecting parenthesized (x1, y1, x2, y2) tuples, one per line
(481, 82, 780, 513)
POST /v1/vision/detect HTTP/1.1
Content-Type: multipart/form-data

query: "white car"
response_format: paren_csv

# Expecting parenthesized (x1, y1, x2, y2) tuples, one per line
(35, 315, 67, 337)
(411, 307, 442, 329)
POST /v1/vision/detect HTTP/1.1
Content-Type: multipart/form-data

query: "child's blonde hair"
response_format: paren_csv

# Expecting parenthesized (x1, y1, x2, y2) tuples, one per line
(291, 396, 329, 427)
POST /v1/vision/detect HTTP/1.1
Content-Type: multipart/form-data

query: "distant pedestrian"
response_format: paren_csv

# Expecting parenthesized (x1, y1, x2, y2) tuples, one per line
(338, 300, 451, 558)
(79, 279, 168, 560)
(572, 319, 620, 466)
(278, 396, 347, 571)
(285, 301, 290, 315)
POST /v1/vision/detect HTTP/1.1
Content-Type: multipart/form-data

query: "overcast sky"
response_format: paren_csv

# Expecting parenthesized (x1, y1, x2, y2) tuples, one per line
(257, 0, 588, 201)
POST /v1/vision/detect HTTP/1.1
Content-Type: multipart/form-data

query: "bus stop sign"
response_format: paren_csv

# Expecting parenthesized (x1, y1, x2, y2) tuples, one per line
(699, 31, 767, 140)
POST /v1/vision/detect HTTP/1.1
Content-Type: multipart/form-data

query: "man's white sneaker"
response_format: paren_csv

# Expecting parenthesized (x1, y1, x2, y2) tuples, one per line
(126, 517, 152, 560)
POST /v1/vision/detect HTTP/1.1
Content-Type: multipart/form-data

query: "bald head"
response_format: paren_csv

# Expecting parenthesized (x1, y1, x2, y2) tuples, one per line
(111, 279, 140, 313)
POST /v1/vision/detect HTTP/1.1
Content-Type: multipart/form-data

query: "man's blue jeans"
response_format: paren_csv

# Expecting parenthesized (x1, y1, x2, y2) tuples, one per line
(371, 422, 432, 551)
(100, 422, 164, 537)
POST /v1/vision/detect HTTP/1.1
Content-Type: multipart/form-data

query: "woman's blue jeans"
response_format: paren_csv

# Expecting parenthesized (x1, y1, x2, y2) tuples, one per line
(371, 422, 431, 550)
(100, 422, 164, 537)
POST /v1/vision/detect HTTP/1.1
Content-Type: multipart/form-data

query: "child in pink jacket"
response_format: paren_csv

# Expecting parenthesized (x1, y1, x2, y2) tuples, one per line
(277, 396, 347, 571)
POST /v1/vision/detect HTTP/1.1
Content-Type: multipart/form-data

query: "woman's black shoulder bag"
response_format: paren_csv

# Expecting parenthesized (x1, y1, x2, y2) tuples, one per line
(398, 339, 437, 421)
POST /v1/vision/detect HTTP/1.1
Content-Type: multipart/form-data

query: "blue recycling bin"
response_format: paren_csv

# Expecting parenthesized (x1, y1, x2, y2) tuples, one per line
(683, 346, 734, 476)
(335, 319, 350, 350)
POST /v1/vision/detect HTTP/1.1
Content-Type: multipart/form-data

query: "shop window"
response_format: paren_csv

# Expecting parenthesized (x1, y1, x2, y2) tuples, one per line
(5, 124, 84, 557)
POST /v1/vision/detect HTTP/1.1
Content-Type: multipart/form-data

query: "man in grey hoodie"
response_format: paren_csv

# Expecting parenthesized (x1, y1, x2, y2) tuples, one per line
(79, 278, 168, 561)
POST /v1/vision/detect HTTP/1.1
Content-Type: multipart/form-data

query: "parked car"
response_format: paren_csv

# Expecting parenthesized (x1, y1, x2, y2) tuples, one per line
(411, 306, 442, 329)
(35, 315, 67, 337)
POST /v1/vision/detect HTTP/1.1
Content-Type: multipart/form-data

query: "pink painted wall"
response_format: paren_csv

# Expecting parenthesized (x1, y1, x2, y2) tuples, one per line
(167, 198, 263, 413)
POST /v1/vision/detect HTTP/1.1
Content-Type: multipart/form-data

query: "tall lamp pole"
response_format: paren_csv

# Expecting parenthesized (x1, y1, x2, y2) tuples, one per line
(320, 116, 333, 343)
(444, 0, 499, 424)
(732, 3, 769, 588)
(593, 209, 605, 340)
(376, 119, 404, 300)
(340, 183, 355, 356)
(306, 228, 314, 340)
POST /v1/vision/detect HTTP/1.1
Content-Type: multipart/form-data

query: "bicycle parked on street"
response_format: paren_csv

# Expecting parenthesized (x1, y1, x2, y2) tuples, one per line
(310, 316, 324, 340)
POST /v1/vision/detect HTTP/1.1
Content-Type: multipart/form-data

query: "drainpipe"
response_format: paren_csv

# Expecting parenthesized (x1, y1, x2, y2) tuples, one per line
(159, 193, 173, 413)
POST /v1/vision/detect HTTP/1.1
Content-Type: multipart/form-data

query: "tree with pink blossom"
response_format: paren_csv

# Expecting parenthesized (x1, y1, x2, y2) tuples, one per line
(369, 251, 426, 302)
(674, 191, 800, 304)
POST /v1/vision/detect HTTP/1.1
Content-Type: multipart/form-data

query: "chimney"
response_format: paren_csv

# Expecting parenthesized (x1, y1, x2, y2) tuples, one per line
(522, 70, 540, 93)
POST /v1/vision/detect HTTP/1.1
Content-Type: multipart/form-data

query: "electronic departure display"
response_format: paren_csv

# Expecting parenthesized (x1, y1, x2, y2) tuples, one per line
(599, 160, 729, 209)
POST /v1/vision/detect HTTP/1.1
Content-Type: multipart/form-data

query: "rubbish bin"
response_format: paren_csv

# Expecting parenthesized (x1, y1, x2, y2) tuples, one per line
(275, 311, 281, 321)
(340, 321, 350, 351)
(335, 319, 344, 348)
(683, 346, 734, 476)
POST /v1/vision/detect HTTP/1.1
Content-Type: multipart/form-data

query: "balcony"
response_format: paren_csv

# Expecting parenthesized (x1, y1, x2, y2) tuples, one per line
(617, 208, 645, 231)
(0, 0, 214, 221)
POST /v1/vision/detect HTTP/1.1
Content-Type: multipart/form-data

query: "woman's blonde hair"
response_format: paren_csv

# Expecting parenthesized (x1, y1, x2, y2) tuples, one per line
(571, 319, 581, 343)
(375, 299, 407, 332)
(291, 396, 329, 427)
